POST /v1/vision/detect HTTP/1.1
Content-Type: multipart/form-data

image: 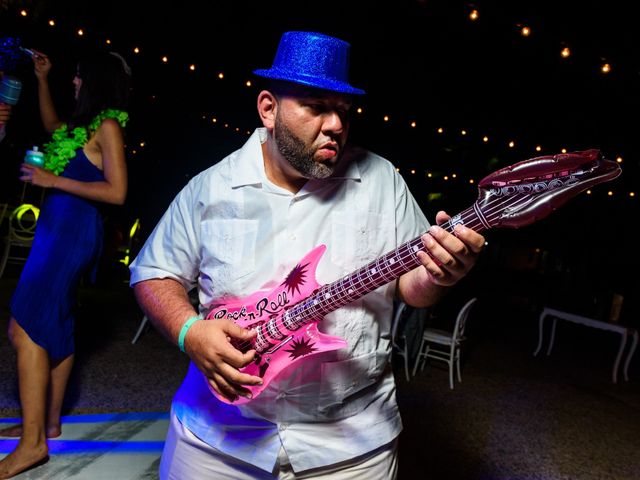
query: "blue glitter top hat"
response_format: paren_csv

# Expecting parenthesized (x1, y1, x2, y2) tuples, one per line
(253, 31, 365, 95)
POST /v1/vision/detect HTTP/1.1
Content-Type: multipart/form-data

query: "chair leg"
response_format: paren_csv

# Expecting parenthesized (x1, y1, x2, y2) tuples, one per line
(131, 315, 149, 344)
(456, 353, 462, 383)
(0, 241, 10, 279)
(413, 338, 425, 376)
(403, 345, 410, 381)
(449, 360, 455, 390)
(449, 348, 456, 390)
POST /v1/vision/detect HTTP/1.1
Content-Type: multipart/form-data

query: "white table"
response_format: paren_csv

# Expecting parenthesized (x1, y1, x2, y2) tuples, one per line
(534, 307, 638, 383)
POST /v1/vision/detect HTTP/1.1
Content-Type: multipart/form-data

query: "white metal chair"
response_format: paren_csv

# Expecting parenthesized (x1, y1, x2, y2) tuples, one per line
(0, 203, 40, 279)
(412, 297, 478, 389)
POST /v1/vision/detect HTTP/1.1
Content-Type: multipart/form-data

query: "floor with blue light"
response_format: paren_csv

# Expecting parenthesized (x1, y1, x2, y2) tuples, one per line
(0, 412, 167, 479)
(1, 272, 639, 479)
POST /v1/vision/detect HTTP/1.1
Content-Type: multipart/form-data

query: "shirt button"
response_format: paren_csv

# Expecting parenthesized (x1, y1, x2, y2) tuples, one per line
(279, 423, 288, 431)
(277, 393, 286, 400)
(290, 234, 296, 241)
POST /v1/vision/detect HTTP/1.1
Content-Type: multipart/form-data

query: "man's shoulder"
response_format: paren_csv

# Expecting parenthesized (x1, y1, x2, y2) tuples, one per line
(188, 129, 260, 188)
(344, 143, 397, 174)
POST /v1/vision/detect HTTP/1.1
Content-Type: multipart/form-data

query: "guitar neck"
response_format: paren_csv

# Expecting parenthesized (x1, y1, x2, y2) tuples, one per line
(280, 203, 488, 331)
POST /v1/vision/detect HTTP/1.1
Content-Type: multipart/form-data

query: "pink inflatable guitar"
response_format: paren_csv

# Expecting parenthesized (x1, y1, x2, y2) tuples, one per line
(206, 149, 621, 404)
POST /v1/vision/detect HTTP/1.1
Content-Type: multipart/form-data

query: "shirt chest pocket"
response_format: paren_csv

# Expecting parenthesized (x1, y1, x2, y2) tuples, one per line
(201, 219, 258, 289)
(330, 210, 390, 271)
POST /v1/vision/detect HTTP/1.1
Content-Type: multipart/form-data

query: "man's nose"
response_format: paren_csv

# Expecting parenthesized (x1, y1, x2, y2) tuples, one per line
(322, 111, 345, 135)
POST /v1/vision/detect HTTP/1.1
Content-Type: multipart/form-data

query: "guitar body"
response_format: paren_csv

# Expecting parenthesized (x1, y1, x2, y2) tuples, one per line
(206, 245, 347, 404)
(204, 149, 621, 405)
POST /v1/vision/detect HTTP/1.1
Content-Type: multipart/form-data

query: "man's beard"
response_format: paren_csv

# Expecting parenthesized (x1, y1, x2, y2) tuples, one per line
(274, 114, 336, 180)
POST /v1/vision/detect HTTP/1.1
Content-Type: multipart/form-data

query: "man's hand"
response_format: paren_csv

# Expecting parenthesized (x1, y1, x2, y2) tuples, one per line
(416, 210, 486, 287)
(399, 210, 486, 308)
(184, 318, 263, 403)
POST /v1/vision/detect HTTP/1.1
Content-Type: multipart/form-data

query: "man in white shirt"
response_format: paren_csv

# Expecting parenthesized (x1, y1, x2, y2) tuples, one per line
(130, 31, 485, 479)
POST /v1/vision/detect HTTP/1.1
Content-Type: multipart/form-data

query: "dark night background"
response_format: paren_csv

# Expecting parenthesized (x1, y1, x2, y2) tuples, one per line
(1, 0, 639, 325)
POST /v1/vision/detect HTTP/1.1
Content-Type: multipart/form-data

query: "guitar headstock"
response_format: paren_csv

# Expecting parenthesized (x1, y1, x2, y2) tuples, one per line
(476, 149, 621, 229)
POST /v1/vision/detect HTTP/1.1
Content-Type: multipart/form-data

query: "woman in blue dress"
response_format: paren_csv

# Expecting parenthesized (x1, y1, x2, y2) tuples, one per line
(0, 48, 131, 479)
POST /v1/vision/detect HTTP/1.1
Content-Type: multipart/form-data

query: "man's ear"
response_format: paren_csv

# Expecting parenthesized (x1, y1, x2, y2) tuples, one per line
(257, 90, 277, 129)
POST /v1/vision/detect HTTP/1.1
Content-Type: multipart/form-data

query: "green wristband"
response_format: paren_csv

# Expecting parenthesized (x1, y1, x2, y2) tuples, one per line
(178, 315, 202, 353)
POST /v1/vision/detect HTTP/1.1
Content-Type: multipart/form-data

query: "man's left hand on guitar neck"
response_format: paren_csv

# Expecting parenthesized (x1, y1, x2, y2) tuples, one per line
(398, 210, 485, 309)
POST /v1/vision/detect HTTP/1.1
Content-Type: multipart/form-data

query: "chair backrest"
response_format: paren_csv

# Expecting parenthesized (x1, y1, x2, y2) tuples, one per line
(452, 297, 478, 343)
(118, 217, 141, 267)
(9, 203, 39, 241)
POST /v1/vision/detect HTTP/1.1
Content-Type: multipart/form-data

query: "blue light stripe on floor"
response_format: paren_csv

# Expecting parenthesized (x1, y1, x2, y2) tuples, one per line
(0, 439, 165, 454)
(0, 411, 169, 424)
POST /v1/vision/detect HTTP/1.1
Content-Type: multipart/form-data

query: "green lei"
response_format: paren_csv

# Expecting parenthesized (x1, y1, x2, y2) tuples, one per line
(43, 109, 129, 175)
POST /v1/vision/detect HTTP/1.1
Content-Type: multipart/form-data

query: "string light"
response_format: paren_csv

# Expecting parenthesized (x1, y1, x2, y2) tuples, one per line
(6, 5, 631, 199)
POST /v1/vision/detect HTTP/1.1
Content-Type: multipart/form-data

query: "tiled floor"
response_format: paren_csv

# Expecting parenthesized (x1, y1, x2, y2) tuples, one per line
(0, 412, 167, 479)
(1, 274, 639, 479)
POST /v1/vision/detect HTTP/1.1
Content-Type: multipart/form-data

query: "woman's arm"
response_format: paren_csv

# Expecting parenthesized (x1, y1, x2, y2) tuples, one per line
(20, 119, 128, 205)
(32, 51, 63, 133)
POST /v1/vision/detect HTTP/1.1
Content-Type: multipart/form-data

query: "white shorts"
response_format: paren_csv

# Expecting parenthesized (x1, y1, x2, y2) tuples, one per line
(160, 412, 398, 479)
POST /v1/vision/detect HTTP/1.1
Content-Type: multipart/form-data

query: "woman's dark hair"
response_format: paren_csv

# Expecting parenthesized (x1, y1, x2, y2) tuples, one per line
(70, 50, 132, 128)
